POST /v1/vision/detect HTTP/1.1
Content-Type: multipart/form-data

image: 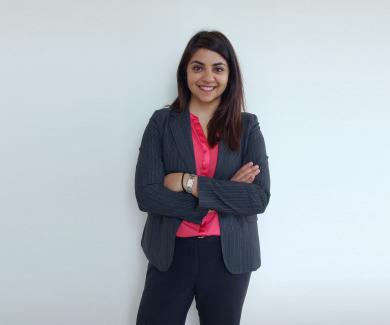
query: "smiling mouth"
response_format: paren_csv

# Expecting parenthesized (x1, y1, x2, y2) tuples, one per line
(198, 85, 216, 92)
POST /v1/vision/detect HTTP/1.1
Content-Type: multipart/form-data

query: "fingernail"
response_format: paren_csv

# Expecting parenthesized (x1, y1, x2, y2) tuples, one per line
(249, 162, 253, 166)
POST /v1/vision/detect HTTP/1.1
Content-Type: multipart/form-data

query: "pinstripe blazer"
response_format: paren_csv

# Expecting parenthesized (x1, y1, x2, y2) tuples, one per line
(134, 105, 271, 274)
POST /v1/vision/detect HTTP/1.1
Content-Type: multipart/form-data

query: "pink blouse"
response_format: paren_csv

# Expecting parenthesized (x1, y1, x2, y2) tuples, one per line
(176, 112, 221, 237)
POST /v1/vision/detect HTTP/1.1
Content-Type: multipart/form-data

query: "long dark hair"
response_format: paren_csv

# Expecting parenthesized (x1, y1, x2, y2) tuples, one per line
(170, 30, 246, 152)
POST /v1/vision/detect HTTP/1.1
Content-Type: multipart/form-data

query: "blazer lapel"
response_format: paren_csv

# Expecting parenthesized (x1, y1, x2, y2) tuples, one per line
(168, 108, 195, 173)
(168, 107, 231, 178)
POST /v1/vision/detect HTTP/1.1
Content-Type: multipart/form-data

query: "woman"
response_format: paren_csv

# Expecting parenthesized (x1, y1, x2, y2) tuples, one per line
(135, 30, 271, 324)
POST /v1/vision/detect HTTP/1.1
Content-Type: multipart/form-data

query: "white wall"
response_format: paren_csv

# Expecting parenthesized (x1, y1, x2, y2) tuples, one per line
(1, 0, 389, 324)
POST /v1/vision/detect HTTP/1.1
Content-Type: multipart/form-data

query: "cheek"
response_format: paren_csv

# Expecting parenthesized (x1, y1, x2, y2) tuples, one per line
(187, 75, 197, 87)
(186, 70, 198, 82)
(218, 77, 229, 90)
(223, 75, 229, 85)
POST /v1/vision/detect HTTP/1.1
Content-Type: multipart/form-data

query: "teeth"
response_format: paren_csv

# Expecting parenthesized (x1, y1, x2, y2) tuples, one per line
(199, 86, 215, 91)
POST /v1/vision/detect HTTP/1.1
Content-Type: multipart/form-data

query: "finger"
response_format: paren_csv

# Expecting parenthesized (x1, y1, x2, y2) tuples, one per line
(234, 162, 252, 176)
(231, 163, 260, 181)
(245, 168, 261, 182)
(238, 164, 260, 179)
(236, 168, 258, 182)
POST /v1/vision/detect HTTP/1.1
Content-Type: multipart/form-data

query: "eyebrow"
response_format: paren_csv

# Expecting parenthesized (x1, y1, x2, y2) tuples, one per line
(190, 60, 226, 66)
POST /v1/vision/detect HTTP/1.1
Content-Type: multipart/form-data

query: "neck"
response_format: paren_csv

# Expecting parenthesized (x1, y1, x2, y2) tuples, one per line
(188, 96, 220, 120)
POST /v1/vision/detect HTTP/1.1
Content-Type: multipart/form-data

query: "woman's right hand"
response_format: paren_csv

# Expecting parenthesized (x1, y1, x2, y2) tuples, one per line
(230, 162, 260, 183)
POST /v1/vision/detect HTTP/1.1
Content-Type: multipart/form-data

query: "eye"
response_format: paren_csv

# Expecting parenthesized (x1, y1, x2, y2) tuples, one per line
(191, 65, 225, 72)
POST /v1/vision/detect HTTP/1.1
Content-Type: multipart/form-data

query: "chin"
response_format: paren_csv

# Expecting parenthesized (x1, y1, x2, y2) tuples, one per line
(198, 96, 218, 104)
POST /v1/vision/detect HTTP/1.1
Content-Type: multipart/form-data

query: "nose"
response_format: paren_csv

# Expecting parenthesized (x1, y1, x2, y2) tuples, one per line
(201, 68, 215, 82)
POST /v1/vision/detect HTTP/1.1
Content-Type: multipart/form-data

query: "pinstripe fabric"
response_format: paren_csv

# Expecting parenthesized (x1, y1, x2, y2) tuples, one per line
(134, 105, 271, 274)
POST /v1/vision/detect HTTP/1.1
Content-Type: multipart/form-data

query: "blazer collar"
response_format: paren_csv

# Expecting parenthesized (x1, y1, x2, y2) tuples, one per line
(168, 106, 231, 179)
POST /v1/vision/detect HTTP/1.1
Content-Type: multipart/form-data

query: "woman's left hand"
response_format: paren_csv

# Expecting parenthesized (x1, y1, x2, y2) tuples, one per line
(163, 172, 184, 192)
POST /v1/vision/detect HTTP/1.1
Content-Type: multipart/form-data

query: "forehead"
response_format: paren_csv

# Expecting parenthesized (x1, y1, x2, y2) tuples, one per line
(189, 48, 227, 65)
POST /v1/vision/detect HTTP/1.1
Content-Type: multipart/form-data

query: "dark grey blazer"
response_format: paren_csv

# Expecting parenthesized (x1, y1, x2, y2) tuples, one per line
(134, 105, 271, 274)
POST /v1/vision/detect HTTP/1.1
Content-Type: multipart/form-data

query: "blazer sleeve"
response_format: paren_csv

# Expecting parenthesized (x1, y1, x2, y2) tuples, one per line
(134, 109, 210, 224)
(196, 113, 271, 216)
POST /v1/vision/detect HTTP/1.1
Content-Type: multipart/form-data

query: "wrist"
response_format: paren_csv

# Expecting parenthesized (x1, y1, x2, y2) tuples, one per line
(183, 173, 197, 195)
(181, 172, 187, 192)
(192, 175, 198, 198)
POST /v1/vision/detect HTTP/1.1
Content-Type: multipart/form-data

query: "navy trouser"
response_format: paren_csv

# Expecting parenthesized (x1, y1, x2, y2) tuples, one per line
(136, 235, 252, 325)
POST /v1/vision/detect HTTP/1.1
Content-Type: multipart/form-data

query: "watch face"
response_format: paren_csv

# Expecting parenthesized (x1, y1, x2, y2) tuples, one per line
(186, 176, 194, 193)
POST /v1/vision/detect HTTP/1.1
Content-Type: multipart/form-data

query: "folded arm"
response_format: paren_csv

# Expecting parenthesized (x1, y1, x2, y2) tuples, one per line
(196, 114, 271, 216)
(134, 110, 209, 224)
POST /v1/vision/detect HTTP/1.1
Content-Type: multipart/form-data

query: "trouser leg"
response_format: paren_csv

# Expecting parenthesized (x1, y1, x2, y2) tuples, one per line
(136, 238, 198, 325)
(194, 236, 252, 325)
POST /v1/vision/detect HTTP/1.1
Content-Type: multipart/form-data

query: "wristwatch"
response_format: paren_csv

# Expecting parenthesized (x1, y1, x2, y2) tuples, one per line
(185, 173, 196, 194)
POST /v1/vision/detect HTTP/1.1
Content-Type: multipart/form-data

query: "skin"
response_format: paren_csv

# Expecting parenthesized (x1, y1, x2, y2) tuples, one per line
(163, 48, 261, 198)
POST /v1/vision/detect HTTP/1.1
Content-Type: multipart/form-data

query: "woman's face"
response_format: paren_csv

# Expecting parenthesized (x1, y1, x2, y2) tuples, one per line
(186, 48, 229, 107)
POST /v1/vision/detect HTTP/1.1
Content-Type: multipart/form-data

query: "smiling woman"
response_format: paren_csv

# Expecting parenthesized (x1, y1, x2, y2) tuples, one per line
(186, 50, 229, 104)
(135, 30, 271, 325)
